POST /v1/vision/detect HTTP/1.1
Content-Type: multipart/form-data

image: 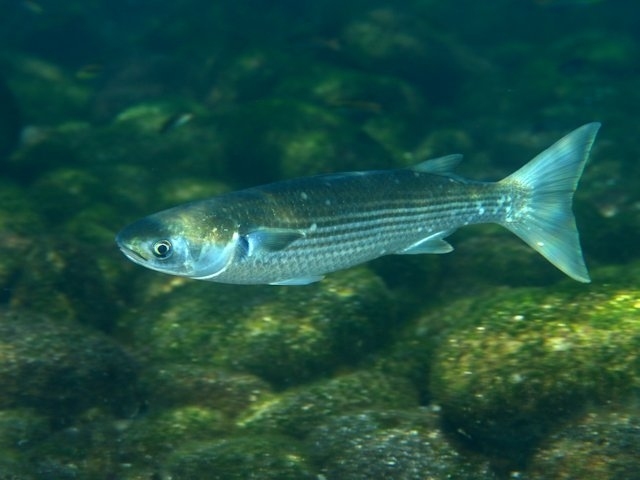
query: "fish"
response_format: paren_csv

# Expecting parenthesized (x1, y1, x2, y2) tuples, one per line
(116, 123, 600, 285)
(158, 112, 194, 134)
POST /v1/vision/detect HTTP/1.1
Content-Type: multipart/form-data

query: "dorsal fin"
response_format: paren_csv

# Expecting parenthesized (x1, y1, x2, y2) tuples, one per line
(409, 154, 463, 176)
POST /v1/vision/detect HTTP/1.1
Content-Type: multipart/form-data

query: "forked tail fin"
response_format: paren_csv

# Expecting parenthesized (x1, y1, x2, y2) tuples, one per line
(500, 123, 601, 282)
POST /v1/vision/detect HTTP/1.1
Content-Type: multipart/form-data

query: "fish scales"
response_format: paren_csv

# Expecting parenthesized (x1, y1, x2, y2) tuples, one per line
(200, 175, 513, 283)
(117, 123, 600, 285)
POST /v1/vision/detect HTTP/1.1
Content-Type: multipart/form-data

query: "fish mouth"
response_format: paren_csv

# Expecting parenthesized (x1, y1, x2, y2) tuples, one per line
(116, 234, 148, 264)
(118, 244, 148, 264)
(120, 246, 146, 262)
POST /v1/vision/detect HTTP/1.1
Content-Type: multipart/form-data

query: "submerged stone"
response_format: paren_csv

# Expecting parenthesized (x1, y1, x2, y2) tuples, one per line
(237, 370, 418, 437)
(117, 405, 231, 469)
(0, 310, 138, 419)
(9, 236, 121, 332)
(124, 267, 395, 386)
(164, 435, 317, 480)
(528, 403, 640, 479)
(429, 263, 640, 453)
(139, 364, 272, 416)
(308, 408, 497, 480)
(215, 98, 390, 184)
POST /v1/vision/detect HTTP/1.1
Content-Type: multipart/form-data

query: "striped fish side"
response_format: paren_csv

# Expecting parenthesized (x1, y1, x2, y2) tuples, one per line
(220, 180, 523, 282)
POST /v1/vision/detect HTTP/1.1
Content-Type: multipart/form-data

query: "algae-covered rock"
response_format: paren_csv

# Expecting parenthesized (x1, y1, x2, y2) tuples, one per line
(125, 267, 395, 386)
(339, 7, 466, 99)
(0, 410, 46, 480)
(215, 98, 390, 185)
(429, 263, 640, 452)
(139, 364, 272, 416)
(9, 236, 121, 331)
(308, 409, 497, 480)
(4, 54, 92, 125)
(117, 405, 230, 468)
(0, 180, 43, 294)
(29, 167, 103, 222)
(10, 100, 225, 201)
(0, 456, 35, 480)
(528, 404, 640, 480)
(0, 408, 49, 450)
(238, 370, 418, 437)
(165, 435, 317, 480)
(0, 310, 138, 418)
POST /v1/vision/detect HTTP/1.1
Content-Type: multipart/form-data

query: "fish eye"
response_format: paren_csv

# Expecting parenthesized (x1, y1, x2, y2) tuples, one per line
(152, 240, 173, 259)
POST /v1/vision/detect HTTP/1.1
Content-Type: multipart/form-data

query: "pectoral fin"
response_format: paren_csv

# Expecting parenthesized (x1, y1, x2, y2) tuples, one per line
(398, 229, 456, 255)
(242, 227, 305, 256)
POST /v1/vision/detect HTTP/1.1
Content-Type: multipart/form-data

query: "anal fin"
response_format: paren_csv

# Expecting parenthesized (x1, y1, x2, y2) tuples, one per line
(269, 275, 324, 286)
(398, 229, 456, 255)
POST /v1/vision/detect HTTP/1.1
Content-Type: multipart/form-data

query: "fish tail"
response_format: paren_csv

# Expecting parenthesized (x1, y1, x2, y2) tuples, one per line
(499, 122, 601, 282)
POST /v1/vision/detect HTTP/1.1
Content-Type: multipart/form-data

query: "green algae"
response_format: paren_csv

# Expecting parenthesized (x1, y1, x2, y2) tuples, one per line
(215, 98, 390, 184)
(139, 364, 272, 416)
(117, 405, 230, 469)
(0, 310, 138, 418)
(308, 408, 497, 480)
(124, 267, 395, 386)
(429, 263, 640, 451)
(237, 370, 419, 437)
(528, 403, 640, 479)
(165, 435, 317, 480)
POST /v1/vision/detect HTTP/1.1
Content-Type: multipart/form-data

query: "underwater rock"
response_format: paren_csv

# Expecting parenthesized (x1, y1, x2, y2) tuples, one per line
(527, 403, 640, 479)
(308, 408, 497, 480)
(0, 456, 35, 480)
(429, 263, 640, 453)
(0, 408, 49, 456)
(0, 181, 42, 301)
(0, 409, 49, 479)
(2, 54, 91, 125)
(0, 309, 138, 419)
(140, 364, 272, 416)
(9, 236, 121, 332)
(215, 98, 390, 185)
(339, 8, 468, 104)
(116, 405, 231, 470)
(237, 370, 418, 437)
(9, 100, 225, 196)
(124, 267, 395, 386)
(164, 434, 317, 480)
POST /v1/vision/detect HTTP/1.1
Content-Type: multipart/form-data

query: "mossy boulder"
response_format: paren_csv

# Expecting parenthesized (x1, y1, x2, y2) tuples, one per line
(429, 263, 640, 452)
(9, 236, 121, 332)
(0, 408, 49, 450)
(139, 364, 272, 416)
(238, 370, 418, 437)
(0, 310, 138, 419)
(116, 405, 230, 469)
(0, 181, 43, 295)
(528, 403, 640, 479)
(124, 267, 395, 386)
(308, 408, 497, 480)
(215, 98, 390, 185)
(164, 435, 317, 480)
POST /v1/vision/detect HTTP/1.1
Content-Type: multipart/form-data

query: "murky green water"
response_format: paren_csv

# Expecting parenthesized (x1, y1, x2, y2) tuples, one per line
(1, 1, 639, 478)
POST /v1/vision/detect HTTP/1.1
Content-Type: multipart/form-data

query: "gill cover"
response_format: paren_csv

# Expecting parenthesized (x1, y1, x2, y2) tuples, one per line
(189, 233, 239, 280)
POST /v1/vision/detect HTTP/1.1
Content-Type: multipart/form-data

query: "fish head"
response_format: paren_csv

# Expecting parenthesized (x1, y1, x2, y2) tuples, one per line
(116, 205, 239, 279)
